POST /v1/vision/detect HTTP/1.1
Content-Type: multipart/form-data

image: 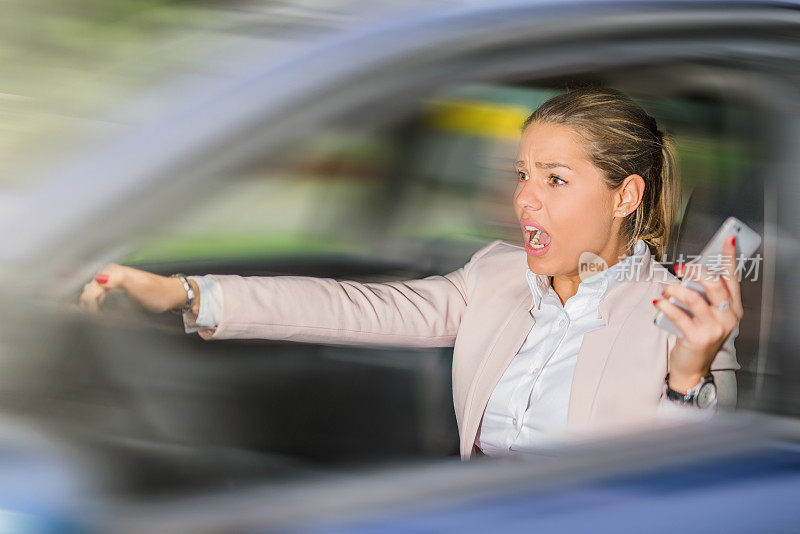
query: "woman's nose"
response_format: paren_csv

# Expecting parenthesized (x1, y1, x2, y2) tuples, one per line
(515, 182, 544, 212)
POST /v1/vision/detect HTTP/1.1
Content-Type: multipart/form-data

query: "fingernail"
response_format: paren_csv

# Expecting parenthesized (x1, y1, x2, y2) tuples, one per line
(675, 263, 684, 274)
(652, 299, 659, 306)
(95, 274, 109, 284)
(730, 236, 736, 246)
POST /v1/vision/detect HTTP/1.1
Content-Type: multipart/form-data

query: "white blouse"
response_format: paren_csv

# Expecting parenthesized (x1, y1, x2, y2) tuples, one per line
(476, 241, 641, 455)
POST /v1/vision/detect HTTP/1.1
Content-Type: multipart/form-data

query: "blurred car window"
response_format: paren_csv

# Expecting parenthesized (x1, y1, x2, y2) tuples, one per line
(120, 75, 767, 409)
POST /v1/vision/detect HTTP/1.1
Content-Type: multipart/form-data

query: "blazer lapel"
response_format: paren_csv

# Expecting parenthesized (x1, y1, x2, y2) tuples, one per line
(460, 290, 535, 457)
(565, 303, 623, 427)
(566, 256, 658, 427)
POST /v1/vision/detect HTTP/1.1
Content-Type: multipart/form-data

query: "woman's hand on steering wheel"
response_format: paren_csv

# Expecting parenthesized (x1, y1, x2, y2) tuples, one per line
(80, 264, 189, 315)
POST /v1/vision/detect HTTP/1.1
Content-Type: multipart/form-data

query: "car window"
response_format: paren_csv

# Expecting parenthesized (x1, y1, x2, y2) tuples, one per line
(121, 76, 768, 406)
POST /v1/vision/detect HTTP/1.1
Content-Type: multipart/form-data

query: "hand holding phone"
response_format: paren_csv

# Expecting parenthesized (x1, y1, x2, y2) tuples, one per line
(655, 216, 761, 338)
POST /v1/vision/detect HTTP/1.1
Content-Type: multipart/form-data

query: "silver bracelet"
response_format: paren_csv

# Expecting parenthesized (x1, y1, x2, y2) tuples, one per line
(169, 273, 196, 315)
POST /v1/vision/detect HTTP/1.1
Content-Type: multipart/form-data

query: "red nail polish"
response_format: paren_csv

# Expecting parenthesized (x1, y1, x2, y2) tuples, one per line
(95, 274, 109, 284)
(675, 263, 684, 274)
(730, 236, 736, 246)
(652, 299, 659, 305)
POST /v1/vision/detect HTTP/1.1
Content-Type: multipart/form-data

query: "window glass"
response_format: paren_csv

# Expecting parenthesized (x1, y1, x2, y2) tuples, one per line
(122, 79, 766, 405)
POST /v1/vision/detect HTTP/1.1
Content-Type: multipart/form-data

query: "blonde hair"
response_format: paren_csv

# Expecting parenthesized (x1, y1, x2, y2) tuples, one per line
(523, 86, 680, 261)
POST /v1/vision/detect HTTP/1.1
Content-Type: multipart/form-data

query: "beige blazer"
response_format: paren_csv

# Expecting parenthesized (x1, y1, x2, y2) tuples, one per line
(191, 240, 740, 460)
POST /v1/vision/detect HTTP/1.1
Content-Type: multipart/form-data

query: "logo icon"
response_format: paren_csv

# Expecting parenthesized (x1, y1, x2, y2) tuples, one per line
(578, 251, 608, 281)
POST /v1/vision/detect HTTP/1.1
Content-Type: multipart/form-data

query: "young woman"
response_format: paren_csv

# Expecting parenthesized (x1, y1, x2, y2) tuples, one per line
(80, 87, 743, 459)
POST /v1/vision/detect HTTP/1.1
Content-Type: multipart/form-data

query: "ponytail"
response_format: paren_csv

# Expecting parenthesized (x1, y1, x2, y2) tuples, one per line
(633, 130, 680, 261)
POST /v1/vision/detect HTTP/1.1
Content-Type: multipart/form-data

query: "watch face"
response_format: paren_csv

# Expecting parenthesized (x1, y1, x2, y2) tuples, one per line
(696, 382, 717, 409)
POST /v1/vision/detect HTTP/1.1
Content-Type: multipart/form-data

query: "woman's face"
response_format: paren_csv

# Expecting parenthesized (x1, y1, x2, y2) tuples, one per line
(513, 121, 622, 277)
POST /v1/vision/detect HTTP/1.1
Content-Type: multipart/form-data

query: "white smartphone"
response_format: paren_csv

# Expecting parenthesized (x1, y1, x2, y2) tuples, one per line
(655, 216, 762, 337)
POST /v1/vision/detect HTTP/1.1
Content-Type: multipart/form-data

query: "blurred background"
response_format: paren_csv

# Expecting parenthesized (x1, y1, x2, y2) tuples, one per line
(0, 0, 798, 532)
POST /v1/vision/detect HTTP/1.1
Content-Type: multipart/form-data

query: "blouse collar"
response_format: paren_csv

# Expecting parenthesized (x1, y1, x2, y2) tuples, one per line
(525, 240, 650, 310)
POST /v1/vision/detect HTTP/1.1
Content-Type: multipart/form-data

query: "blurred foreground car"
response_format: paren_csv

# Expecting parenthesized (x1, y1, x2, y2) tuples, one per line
(0, 0, 799, 531)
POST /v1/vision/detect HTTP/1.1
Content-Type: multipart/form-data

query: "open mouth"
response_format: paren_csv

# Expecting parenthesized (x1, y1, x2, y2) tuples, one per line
(524, 225, 552, 250)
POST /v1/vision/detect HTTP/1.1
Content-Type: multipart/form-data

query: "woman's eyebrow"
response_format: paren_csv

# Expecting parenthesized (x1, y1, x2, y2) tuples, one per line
(535, 161, 573, 170)
(514, 160, 573, 171)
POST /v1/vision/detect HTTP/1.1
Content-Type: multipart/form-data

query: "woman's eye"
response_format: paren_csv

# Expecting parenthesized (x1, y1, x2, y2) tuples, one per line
(548, 174, 566, 186)
(517, 171, 529, 182)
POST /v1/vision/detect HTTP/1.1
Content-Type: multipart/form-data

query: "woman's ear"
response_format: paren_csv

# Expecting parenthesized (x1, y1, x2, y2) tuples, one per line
(615, 174, 645, 217)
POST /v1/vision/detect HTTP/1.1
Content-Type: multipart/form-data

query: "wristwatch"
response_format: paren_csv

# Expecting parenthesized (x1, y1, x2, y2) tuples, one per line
(169, 273, 196, 315)
(665, 373, 717, 409)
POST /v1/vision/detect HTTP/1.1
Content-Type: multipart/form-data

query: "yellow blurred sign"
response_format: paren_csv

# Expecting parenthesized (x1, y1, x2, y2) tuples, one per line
(426, 99, 531, 140)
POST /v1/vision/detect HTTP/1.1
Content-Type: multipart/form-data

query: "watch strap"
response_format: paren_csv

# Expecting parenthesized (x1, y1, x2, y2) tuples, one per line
(664, 372, 714, 407)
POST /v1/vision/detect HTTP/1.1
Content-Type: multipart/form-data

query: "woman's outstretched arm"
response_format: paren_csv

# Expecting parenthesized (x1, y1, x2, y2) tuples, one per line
(190, 241, 501, 346)
(80, 241, 501, 346)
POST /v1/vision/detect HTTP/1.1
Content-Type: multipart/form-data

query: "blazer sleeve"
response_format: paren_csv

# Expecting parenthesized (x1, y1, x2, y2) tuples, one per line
(710, 324, 741, 410)
(192, 240, 502, 346)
